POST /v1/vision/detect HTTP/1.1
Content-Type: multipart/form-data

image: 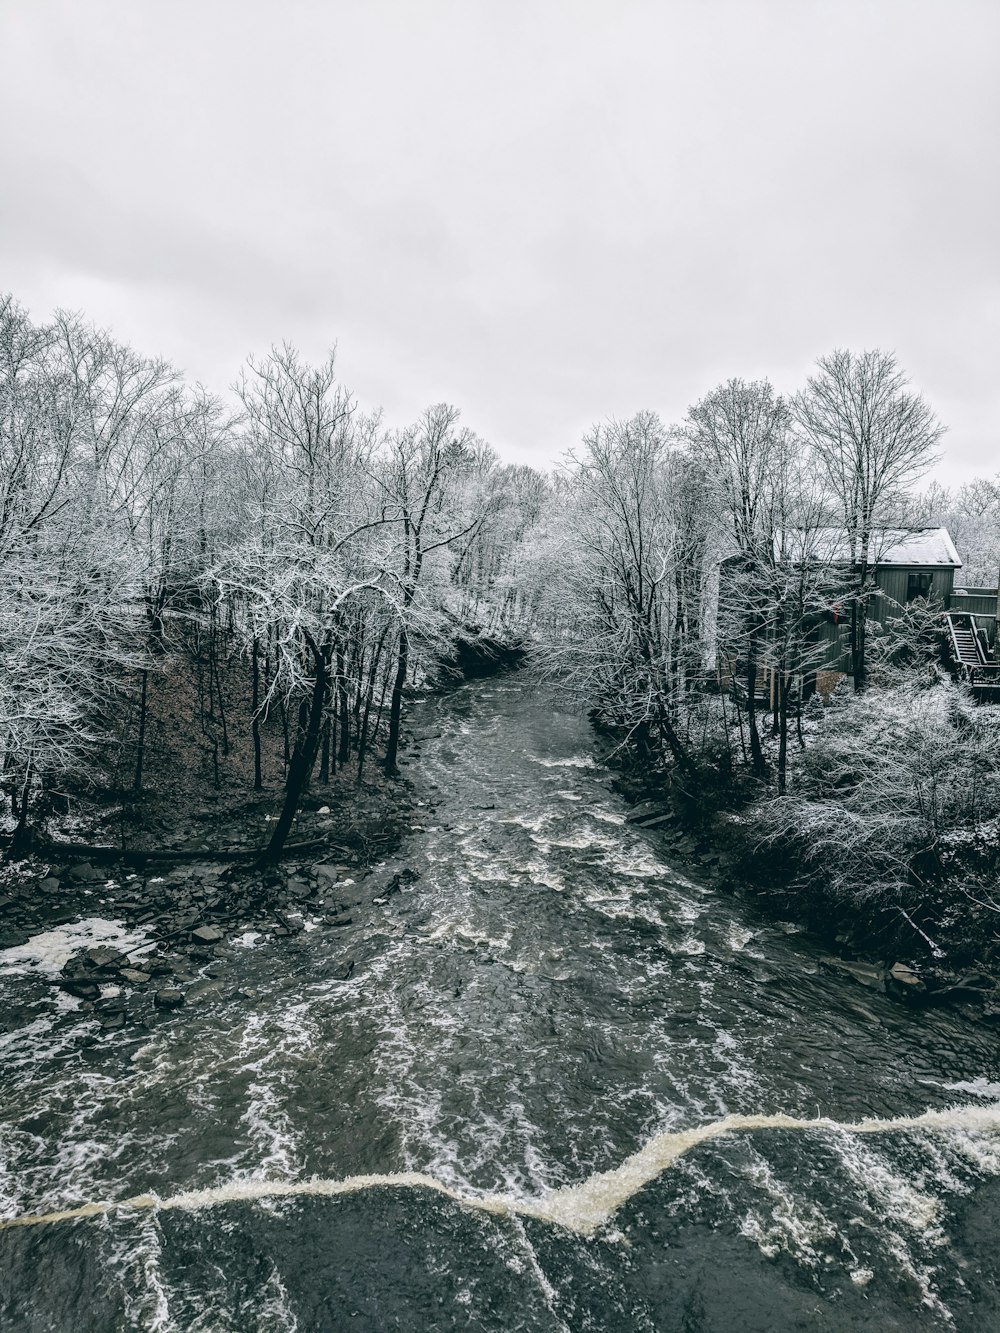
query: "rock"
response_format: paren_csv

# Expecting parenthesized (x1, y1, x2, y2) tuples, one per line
(317, 806, 331, 815)
(639, 814, 676, 829)
(822, 957, 886, 992)
(38, 877, 61, 894)
(191, 924, 224, 944)
(625, 802, 670, 825)
(934, 973, 995, 1004)
(67, 863, 103, 884)
(120, 969, 151, 985)
(82, 946, 128, 971)
(888, 962, 925, 993)
(185, 980, 223, 1004)
(314, 865, 341, 883)
(154, 988, 185, 1009)
(59, 978, 100, 1000)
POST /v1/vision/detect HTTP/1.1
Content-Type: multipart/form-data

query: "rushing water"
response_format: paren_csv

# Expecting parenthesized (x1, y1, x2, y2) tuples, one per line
(3, 680, 1000, 1331)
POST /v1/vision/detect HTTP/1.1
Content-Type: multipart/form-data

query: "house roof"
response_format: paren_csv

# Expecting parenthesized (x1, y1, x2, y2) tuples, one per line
(776, 526, 962, 568)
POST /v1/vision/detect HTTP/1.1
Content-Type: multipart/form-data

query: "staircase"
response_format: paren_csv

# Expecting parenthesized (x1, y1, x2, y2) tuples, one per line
(944, 612, 1000, 701)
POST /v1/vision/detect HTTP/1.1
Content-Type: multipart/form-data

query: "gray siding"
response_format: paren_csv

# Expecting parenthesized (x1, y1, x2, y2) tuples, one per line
(871, 566, 955, 625)
(950, 590, 997, 617)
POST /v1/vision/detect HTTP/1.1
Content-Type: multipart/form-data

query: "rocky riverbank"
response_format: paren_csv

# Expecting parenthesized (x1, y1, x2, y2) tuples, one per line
(611, 773, 1000, 1026)
(0, 780, 433, 1040)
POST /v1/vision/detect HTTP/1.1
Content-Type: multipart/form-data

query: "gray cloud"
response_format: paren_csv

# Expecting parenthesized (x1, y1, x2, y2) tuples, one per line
(2, 0, 997, 479)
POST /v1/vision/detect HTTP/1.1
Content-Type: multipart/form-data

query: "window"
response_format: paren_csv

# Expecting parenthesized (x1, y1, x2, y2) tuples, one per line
(906, 572, 933, 602)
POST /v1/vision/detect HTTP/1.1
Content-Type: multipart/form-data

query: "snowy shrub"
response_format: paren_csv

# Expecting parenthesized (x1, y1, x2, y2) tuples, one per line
(749, 675, 1000, 909)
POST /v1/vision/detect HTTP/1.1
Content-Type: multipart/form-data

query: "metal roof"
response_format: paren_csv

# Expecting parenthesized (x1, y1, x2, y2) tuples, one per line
(775, 526, 962, 568)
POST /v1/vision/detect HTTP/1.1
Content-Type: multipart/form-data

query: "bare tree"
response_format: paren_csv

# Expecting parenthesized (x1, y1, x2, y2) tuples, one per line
(794, 349, 944, 691)
(373, 404, 484, 776)
(689, 378, 791, 777)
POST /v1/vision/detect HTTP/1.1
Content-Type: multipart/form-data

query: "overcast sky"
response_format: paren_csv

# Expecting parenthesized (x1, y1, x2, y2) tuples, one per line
(1, 0, 997, 482)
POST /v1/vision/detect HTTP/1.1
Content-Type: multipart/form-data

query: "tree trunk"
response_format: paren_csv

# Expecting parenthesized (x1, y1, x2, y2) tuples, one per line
(855, 599, 868, 692)
(251, 638, 263, 791)
(746, 656, 767, 778)
(319, 717, 331, 783)
(7, 771, 34, 858)
(337, 647, 350, 765)
(261, 638, 328, 861)
(383, 627, 409, 777)
(133, 668, 150, 795)
(777, 667, 790, 796)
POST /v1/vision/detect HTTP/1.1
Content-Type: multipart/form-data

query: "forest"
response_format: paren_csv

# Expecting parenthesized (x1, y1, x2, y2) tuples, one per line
(3, 290, 1000, 971)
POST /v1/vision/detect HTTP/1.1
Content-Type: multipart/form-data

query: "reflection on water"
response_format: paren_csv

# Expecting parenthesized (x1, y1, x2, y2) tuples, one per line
(3, 680, 1000, 1331)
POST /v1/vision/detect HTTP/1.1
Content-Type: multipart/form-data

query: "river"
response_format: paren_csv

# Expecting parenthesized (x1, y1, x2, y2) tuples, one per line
(3, 679, 1000, 1330)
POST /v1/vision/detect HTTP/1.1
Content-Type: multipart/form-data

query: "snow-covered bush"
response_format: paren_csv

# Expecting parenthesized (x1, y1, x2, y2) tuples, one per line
(750, 675, 1000, 910)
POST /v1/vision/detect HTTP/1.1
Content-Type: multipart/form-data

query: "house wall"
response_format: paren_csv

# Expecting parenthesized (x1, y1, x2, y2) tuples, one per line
(950, 588, 998, 642)
(807, 565, 960, 675)
(871, 565, 956, 622)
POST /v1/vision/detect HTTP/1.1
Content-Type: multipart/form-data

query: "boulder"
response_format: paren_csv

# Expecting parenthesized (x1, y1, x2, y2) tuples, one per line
(67, 863, 103, 884)
(625, 802, 670, 825)
(154, 988, 185, 1009)
(82, 946, 128, 971)
(120, 969, 151, 985)
(888, 962, 925, 992)
(822, 957, 886, 992)
(191, 924, 224, 944)
(59, 977, 100, 1000)
(185, 980, 223, 1004)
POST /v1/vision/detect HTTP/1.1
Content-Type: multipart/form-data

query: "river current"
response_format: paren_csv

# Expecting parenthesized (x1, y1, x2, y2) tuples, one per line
(3, 680, 1000, 1330)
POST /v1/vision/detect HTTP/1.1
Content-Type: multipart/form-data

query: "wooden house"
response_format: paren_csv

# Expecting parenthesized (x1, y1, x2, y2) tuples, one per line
(802, 527, 963, 687)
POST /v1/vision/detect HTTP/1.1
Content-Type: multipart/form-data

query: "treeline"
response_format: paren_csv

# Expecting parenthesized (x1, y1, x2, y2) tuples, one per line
(531, 352, 1000, 790)
(527, 351, 1000, 963)
(0, 295, 543, 857)
(6, 288, 1000, 953)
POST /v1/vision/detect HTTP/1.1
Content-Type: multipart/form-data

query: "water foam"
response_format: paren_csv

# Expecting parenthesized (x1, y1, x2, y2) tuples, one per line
(0, 918, 152, 978)
(5, 1104, 999, 1238)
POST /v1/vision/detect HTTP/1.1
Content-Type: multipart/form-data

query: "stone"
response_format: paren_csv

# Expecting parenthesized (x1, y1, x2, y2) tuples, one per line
(822, 957, 886, 992)
(185, 980, 223, 1004)
(317, 806, 331, 815)
(120, 969, 151, 985)
(60, 978, 100, 1000)
(154, 988, 185, 1009)
(625, 802, 670, 825)
(889, 962, 924, 990)
(38, 877, 61, 894)
(67, 863, 103, 883)
(82, 946, 127, 971)
(191, 924, 224, 943)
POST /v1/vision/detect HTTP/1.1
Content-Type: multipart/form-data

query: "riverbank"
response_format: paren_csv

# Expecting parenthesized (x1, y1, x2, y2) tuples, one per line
(0, 770, 432, 1034)
(0, 633, 526, 1031)
(610, 757, 1000, 1024)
